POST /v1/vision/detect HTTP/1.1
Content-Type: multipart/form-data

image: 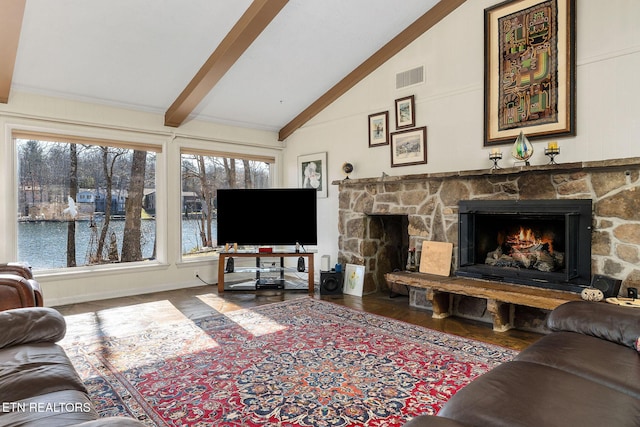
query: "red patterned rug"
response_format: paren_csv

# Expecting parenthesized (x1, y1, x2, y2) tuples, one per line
(61, 297, 516, 426)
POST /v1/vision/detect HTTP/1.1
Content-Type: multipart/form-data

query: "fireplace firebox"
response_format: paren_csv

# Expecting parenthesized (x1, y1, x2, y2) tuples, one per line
(457, 200, 592, 293)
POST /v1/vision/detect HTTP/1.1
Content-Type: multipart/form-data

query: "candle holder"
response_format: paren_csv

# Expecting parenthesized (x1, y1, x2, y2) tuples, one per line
(545, 147, 560, 164)
(489, 152, 502, 171)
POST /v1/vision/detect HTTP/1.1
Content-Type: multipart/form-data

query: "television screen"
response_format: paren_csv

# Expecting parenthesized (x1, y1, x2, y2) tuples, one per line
(216, 188, 318, 246)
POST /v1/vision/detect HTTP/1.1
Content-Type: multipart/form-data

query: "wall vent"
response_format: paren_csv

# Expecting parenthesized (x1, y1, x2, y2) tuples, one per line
(396, 66, 424, 89)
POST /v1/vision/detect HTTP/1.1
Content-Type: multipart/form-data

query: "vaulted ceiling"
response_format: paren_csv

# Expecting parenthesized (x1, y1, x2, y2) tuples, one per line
(2, 0, 466, 141)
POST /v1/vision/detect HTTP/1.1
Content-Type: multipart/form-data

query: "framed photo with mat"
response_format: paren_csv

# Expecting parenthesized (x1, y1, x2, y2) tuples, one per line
(298, 152, 328, 198)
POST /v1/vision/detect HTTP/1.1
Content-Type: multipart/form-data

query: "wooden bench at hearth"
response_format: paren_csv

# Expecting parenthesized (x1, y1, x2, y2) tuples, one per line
(385, 271, 582, 332)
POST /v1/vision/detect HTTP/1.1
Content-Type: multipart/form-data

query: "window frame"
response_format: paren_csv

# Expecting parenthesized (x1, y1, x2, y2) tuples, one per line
(6, 122, 168, 276)
(178, 145, 277, 263)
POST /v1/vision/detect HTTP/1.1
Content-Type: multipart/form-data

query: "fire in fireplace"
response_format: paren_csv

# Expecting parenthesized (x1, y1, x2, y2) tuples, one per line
(487, 221, 564, 272)
(457, 200, 592, 293)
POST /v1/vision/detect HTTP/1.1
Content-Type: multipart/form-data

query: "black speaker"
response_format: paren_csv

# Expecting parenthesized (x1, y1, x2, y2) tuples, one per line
(225, 257, 234, 273)
(320, 271, 343, 295)
(591, 274, 622, 298)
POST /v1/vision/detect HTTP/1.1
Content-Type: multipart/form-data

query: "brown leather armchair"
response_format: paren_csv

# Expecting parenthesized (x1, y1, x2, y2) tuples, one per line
(0, 263, 43, 310)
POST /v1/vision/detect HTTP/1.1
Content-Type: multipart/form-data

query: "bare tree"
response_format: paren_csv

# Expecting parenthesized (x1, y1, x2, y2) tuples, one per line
(223, 158, 237, 188)
(95, 147, 124, 262)
(242, 159, 253, 188)
(196, 156, 220, 248)
(19, 140, 45, 216)
(121, 150, 147, 262)
(66, 143, 78, 267)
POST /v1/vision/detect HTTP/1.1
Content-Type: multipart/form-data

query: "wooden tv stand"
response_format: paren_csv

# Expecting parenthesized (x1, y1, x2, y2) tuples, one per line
(218, 252, 314, 295)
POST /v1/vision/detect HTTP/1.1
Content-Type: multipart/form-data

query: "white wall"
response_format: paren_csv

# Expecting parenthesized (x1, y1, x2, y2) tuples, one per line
(0, 92, 283, 306)
(282, 0, 640, 269)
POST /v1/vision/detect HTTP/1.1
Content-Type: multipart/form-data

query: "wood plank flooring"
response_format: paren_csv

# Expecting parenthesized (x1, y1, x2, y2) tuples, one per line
(54, 286, 543, 351)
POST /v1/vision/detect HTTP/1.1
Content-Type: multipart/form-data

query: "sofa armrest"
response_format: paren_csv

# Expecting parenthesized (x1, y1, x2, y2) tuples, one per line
(547, 300, 640, 349)
(0, 307, 66, 349)
(0, 274, 38, 310)
(403, 415, 472, 427)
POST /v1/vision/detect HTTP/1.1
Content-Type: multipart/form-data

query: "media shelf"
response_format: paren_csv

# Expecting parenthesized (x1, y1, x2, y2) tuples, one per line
(217, 252, 314, 294)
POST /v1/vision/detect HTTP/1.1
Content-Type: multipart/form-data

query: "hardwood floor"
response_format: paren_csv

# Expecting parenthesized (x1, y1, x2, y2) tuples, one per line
(54, 286, 542, 351)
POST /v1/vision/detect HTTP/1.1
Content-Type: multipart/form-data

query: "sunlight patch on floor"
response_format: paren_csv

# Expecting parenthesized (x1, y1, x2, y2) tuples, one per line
(196, 293, 244, 312)
(223, 308, 287, 337)
(61, 300, 220, 366)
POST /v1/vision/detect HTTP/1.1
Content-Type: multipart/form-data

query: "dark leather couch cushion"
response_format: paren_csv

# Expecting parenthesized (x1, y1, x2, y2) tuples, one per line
(515, 331, 640, 398)
(0, 343, 87, 403)
(548, 301, 640, 349)
(0, 307, 66, 349)
(403, 414, 471, 427)
(437, 361, 640, 427)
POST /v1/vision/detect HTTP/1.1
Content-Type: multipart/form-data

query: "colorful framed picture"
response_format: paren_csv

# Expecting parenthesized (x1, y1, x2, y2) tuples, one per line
(368, 111, 389, 147)
(298, 152, 327, 198)
(344, 263, 365, 297)
(390, 126, 427, 167)
(484, 0, 576, 146)
(394, 95, 415, 129)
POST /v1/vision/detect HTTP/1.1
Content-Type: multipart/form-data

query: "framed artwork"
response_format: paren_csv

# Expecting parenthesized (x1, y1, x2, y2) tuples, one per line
(390, 126, 427, 167)
(484, 0, 576, 146)
(368, 111, 389, 147)
(344, 263, 365, 297)
(394, 95, 415, 129)
(298, 152, 327, 198)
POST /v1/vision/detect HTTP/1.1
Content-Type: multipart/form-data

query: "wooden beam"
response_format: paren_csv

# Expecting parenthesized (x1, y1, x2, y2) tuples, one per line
(0, 0, 26, 103)
(278, 0, 467, 141)
(165, 0, 288, 127)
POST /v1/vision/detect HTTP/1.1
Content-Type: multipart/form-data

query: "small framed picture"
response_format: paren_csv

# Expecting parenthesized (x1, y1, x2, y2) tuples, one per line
(298, 152, 328, 198)
(368, 111, 389, 147)
(390, 126, 427, 167)
(344, 264, 365, 297)
(395, 95, 415, 129)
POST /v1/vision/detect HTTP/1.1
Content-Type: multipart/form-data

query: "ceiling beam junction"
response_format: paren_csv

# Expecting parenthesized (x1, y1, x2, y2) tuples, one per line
(164, 0, 289, 127)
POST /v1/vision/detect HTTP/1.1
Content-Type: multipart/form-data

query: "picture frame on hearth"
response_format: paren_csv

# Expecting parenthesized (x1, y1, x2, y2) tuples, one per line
(368, 111, 389, 147)
(298, 152, 327, 198)
(344, 264, 365, 297)
(483, 0, 576, 146)
(390, 126, 427, 167)
(394, 95, 415, 129)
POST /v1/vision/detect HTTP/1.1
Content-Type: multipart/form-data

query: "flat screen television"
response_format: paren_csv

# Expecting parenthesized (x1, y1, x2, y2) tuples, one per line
(216, 188, 318, 247)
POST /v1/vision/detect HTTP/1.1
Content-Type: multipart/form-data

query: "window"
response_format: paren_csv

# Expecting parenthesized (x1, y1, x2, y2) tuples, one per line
(15, 134, 158, 270)
(180, 149, 272, 258)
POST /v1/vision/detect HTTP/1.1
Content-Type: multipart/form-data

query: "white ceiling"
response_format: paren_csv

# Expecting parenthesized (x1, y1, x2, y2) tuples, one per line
(12, 0, 441, 133)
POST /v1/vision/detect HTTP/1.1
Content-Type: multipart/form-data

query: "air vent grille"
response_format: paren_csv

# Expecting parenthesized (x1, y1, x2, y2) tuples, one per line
(396, 66, 424, 89)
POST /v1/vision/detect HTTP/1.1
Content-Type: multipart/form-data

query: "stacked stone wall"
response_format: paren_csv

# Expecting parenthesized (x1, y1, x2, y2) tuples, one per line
(336, 158, 640, 297)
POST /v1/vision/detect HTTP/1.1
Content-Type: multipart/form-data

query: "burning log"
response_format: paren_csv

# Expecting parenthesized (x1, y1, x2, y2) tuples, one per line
(485, 244, 564, 272)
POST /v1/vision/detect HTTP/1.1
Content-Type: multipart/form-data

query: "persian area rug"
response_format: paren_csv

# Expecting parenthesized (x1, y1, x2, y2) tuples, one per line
(61, 297, 517, 426)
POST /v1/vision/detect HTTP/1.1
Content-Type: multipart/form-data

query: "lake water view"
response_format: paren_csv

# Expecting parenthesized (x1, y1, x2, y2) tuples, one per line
(18, 219, 213, 270)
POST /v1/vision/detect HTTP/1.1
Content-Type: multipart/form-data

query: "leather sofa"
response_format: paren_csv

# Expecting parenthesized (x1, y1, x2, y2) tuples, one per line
(0, 306, 145, 426)
(404, 300, 640, 427)
(0, 262, 44, 310)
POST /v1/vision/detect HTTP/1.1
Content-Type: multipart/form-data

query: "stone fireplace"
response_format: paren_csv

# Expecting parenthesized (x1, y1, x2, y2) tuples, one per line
(335, 158, 640, 302)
